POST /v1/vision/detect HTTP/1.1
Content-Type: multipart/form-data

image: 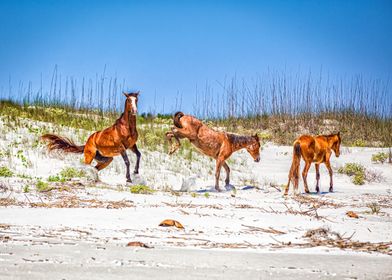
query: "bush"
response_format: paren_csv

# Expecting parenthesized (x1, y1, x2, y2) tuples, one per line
(59, 167, 86, 180)
(367, 203, 381, 214)
(23, 185, 30, 193)
(130, 185, 155, 194)
(371, 152, 389, 164)
(338, 163, 366, 185)
(351, 139, 366, 147)
(48, 175, 66, 182)
(352, 173, 365, 185)
(36, 180, 51, 192)
(0, 166, 13, 177)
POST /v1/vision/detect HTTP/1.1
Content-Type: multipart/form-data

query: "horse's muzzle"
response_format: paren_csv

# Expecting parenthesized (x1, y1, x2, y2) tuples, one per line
(254, 157, 260, 163)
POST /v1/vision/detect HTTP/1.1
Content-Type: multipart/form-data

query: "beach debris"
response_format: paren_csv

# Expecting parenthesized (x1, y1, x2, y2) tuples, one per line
(346, 211, 359, 219)
(126, 241, 152, 248)
(159, 219, 184, 229)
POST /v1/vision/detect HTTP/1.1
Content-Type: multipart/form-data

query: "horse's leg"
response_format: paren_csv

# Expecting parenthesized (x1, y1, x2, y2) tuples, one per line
(121, 151, 132, 183)
(130, 144, 141, 174)
(222, 161, 230, 186)
(284, 176, 291, 196)
(325, 161, 334, 192)
(315, 163, 321, 193)
(83, 144, 100, 181)
(95, 157, 113, 171)
(94, 151, 113, 171)
(215, 158, 224, 192)
(302, 161, 311, 193)
(84, 145, 96, 165)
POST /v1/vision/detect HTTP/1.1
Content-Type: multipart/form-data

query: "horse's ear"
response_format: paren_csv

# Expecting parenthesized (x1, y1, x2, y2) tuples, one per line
(337, 131, 340, 137)
(123, 92, 129, 97)
(254, 133, 259, 141)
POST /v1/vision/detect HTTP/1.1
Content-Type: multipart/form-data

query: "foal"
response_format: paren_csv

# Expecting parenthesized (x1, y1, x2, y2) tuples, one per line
(285, 132, 341, 195)
(166, 112, 261, 191)
(42, 92, 141, 182)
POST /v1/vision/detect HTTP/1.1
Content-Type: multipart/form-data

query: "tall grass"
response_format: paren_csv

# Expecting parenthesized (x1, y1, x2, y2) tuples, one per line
(1, 68, 391, 147)
(194, 72, 392, 147)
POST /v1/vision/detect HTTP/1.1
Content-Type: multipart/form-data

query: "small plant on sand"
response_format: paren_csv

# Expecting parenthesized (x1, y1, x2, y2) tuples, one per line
(338, 163, 366, 185)
(23, 185, 30, 193)
(16, 150, 31, 168)
(191, 192, 198, 198)
(204, 192, 210, 198)
(36, 180, 51, 192)
(130, 184, 155, 194)
(371, 152, 389, 164)
(48, 175, 66, 183)
(367, 202, 381, 215)
(0, 166, 13, 177)
(351, 139, 367, 147)
(59, 167, 86, 181)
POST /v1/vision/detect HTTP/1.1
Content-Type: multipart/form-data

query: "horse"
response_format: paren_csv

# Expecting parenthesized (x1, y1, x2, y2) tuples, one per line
(166, 112, 261, 191)
(285, 132, 341, 195)
(42, 92, 141, 183)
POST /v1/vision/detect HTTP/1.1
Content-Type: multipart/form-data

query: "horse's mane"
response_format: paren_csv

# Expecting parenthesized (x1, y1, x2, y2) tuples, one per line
(226, 133, 256, 145)
(322, 133, 339, 138)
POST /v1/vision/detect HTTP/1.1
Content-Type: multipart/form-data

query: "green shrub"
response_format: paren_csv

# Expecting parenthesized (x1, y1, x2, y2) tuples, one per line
(0, 166, 13, 177)
(352, 172, 365, 185)
(338, 163, 366, 185)
(36, 180, 51, 192)
(59, 167, 85, 180)
(371, 152, 388, 164)
(338, 163, 365, 176)
(367, 202, 381, 214)
(351, 139, 366, 147)
(23, 185, 30, 193)
(130, 184, 155, 194)
(204, 192, 210, 198)
(48, 175, 66, 182)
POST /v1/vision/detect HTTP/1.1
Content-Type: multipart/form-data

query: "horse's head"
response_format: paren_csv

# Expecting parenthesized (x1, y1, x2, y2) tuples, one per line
(123, 91, 139, 115)
(330, 132, 341, 157)
(246, 134, 261, 162)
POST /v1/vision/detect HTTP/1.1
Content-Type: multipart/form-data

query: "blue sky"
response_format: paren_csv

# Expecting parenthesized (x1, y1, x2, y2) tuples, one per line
(0, 0, 391, 113)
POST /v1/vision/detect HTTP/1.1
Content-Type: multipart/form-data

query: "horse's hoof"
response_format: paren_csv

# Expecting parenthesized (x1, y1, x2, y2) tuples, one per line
(315, 187, 320, 193)
(133, 171, 139, 175)
(126, 179, 132, 183)
(305, 189, 310, 194)
(329, 188, 333, 193)
(215, 187, 221, 192)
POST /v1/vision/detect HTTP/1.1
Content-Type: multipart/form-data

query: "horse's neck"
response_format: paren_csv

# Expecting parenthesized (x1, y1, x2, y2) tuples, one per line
(121, 110, 137, 135)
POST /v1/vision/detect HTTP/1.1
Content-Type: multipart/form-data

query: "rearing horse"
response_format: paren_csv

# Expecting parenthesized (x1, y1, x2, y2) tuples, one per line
(166, 112, 261, 191)
(285, 132, 341, 195)
(42, 92, 141, 182)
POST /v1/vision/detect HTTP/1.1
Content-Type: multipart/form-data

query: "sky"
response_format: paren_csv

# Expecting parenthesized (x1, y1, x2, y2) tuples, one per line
(0, 0, 391, 113)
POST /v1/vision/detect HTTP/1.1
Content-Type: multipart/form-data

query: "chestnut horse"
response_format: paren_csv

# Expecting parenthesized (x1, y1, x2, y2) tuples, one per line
(42, 92, 141, 182)
(166, 112, 261, 191)
(285, 132, 341, 195)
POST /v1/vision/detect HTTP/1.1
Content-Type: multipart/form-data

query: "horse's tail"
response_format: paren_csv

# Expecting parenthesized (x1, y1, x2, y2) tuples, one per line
(173, 111, 184, 128)
(290, 142, 302, 180)
(41, 134, 85, 154)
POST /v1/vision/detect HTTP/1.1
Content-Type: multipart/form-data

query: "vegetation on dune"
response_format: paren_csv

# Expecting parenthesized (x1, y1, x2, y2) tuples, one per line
(371, 152, 389, 164)
(337, 162, 383, 185)
(0, 166, 13, 177)
(338, 163, 366, 185)
(129, 184, 155, 194)
(0, 71, 391, 151)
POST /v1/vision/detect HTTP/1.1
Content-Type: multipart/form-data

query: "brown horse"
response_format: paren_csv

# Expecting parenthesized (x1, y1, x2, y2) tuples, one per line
(166, 112, 261, 191)
(285, 132, 341, 195)
(42, 92, 141, 182)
